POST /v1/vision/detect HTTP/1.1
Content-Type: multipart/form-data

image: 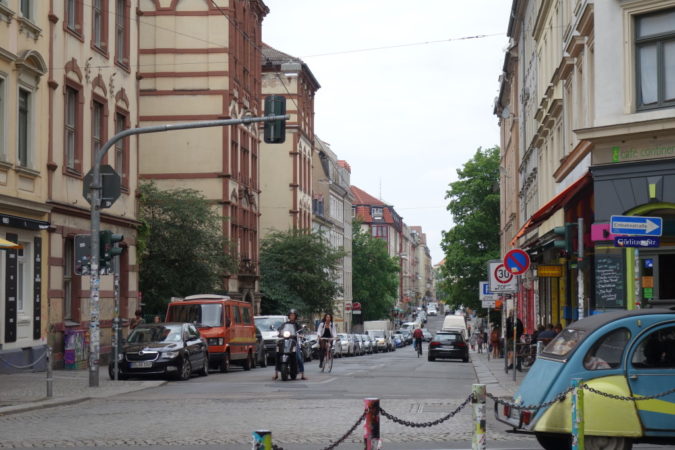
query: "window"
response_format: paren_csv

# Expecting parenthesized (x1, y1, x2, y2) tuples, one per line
(92, 100, 104, 165)
(64, 239, 73, 320)
(65, 0, 83, 34)
(234, 306, 241, 324)
(583, 328, 630, 370)
(65, 87, 78, 170)
(20, 0, 30, 19)
(372, 207, 383, 219)
(92, 0, 107, 53)
(372, 225, 388, 239)
(0, 76, 4, 160)
(17, 243, 31, 313)
(17, 88, 31, 168)
(115, 0, 129, 66)
(636, 8, 675, 110)
(632, 325, 675, 368)
(114, 111, 128, 188)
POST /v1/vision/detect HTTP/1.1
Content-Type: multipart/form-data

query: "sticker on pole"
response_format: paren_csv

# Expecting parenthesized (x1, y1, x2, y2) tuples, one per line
(488, 260, 517, 293)
(503, 248, 530, 275)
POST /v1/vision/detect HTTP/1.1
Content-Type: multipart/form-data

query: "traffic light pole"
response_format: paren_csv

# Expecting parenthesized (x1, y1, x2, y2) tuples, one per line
(87, 114, 288, 387)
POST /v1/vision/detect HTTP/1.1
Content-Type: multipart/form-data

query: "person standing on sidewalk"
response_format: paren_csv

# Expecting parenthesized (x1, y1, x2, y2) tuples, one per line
(490, 324, 501, 358)
(506, 312, 524, 371)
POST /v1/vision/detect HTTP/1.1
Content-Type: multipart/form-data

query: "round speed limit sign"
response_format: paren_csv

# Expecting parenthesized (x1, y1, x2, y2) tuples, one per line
(494, 264, 513, 284)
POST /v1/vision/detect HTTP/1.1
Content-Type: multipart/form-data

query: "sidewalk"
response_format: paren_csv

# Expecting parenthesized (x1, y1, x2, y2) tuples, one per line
(0, 367, 166, 416)
(470, 349, 524, 398)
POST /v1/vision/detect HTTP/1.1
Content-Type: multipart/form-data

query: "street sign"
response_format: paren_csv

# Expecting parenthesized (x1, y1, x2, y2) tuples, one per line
(614, 236, 660, 248)
(344, 303, 352, 312)
(83, 165, 121, 209)
(610, 215, 662, 236)
(351, 310, 361, 315)
(352, 302, 361, 310)
(479, 281, 497, 308)
(503, 248, 530, 275)
(488, 260, 517, 293)
(538, 265, 563, 277)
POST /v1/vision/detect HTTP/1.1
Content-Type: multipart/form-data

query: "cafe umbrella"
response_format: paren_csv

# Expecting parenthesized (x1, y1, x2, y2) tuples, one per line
(0, 238, 21, 250)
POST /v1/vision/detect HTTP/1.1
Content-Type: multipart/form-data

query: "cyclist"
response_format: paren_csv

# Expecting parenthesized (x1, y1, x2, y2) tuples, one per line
(273, 309, 307, 381)
(412, 325, 424, 355)
(316, 313, 337, 368)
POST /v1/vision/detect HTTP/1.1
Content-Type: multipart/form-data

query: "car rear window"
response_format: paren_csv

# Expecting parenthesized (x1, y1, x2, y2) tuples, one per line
(437, 334, 461, 342)
(543, 328, 587, 357)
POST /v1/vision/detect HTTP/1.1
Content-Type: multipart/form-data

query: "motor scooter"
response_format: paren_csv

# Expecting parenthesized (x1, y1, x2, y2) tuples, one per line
(277, 323, 300, 381)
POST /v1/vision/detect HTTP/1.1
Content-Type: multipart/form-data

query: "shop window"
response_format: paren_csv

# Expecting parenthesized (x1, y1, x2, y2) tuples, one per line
(635, 8, 675, 110)
(632, 325, 675, 368)
(584, 328, 630, 370)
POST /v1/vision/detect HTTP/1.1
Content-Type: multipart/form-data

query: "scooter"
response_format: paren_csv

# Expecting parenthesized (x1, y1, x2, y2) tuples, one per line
(277, 323, 299, 381)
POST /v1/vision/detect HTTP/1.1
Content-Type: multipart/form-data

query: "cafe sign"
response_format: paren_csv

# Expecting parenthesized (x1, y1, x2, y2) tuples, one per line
(593, 138, 675, 165)
(537, 265, 563, 277)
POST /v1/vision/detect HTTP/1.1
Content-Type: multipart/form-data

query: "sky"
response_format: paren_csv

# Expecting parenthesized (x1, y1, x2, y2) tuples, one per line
(261, 1, 513, 264)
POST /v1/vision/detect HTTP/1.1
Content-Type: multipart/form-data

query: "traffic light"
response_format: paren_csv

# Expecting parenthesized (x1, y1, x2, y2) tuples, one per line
(99, 230, 124, 272)
(263, 95, 286, 143)
(553, 223, 574, 255)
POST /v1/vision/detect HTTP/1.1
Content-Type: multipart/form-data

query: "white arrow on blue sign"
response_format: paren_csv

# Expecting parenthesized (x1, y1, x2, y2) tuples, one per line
(610, 215, 662, 237)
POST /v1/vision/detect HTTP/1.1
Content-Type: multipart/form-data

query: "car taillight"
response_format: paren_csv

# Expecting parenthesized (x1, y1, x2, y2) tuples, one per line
(520, 410, 532, 425)
(503, 404, 511, 418)
(430, 341, 441, 348)
(455, 342, 467, 348)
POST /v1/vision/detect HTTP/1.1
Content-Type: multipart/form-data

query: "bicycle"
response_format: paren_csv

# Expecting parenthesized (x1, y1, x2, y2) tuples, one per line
(319, 337, 335, 373)
(415, 339, 423, 358)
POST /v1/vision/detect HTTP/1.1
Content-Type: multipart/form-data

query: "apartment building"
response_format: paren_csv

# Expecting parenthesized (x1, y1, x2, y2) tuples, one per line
(496, 0, 675, 331)
(312, 138, 353, 331)
(410, 226, 434, 303)
(137, 0, 269, 312)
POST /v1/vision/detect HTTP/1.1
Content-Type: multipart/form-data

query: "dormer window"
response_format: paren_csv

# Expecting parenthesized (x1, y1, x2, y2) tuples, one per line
(372, 207, 383, 219)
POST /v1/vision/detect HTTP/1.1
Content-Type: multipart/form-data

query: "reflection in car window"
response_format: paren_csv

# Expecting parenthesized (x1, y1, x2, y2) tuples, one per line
(544, 328, 586, 357)
(255, 317, 285, 331)
(437, 334, 460, 342)
(632, 325, 675, 368)
(584, 328, 630, 370)
(128, 325, 182, 343)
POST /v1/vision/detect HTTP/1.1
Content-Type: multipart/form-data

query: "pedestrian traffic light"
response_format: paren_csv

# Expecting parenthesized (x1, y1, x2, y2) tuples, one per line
(99, 230, 124, 272)
(553, 223, 574, 255)
(263, 95, 286, 144)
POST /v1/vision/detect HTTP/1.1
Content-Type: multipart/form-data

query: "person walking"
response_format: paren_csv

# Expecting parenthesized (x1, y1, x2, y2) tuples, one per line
(506, 312, 524, 371)
(490, 324, 501, 358)
(130, 309, 144, 329)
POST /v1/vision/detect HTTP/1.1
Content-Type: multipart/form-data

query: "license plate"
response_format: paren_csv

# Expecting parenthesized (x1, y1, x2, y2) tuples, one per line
(130, 361, 152, 369)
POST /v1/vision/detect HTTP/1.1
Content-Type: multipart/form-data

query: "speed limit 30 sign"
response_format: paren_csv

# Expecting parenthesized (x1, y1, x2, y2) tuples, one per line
(488, 260, 517, 293)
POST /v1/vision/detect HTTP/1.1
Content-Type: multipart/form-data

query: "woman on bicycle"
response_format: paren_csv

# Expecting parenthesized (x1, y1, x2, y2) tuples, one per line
(316, 313, 337, 368)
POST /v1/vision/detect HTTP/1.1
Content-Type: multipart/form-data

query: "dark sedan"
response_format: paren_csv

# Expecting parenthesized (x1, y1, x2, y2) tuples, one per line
(428, 331, 469, 362)
(109, 323, 209, 381)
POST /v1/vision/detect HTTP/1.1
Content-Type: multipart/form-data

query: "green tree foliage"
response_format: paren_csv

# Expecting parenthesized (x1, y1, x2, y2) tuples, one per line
(352, 223, 400, 320)
(138, 182, 237, 314)
(259, 229, 345, 316)
(440, 146, 500, 310)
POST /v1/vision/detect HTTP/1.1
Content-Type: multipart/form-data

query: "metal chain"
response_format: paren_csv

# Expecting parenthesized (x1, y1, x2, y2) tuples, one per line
(0, 351, 48, 370)
(319, 409, 368, 450)
(379, 394, 472, 428)
(582, 384, 675, 401)
(486, 386, 575, 410)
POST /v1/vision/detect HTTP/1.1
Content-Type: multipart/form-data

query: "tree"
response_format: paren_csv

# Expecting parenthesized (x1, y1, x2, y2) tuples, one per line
(440, 146, 500, 311)
(352, 223, 400, 321)
(259, 229, 345, 316)
(138, 182, 237, 314)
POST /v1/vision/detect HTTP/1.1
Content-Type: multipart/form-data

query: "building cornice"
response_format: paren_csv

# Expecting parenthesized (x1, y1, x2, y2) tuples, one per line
(575, 117, 675, 143)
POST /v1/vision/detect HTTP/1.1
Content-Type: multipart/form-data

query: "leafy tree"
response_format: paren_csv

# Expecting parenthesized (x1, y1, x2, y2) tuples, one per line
(440, 146, 500, 311)
(259, 229, 345, 316)
(138, 182, 237, 314)
(352, 223, 400, 320)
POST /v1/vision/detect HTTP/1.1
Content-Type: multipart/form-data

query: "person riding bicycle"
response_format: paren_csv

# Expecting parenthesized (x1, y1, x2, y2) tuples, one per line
(273, 309, 307, 381)
(316, 313, 337, 368)
(412, 326, 424, 355)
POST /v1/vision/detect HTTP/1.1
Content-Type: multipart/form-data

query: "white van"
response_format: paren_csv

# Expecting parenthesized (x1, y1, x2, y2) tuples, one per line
(440, 315, 468, 339)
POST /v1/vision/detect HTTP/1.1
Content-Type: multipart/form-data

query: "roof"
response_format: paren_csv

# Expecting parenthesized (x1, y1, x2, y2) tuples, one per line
(261, 43, 321, 91)
(350, 186, 386, 206)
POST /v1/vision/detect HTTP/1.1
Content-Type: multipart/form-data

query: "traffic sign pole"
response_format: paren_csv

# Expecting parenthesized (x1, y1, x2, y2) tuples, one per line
(86, 114, 288, 388)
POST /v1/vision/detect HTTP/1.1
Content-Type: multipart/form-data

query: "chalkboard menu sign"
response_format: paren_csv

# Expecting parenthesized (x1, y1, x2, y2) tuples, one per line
(595, 250, 625, 308)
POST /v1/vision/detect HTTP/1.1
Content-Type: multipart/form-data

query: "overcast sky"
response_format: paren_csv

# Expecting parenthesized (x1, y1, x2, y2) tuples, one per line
(261, 1, 513, 264)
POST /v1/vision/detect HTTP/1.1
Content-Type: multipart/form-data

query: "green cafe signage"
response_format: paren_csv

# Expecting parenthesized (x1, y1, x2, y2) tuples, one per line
(594, 139, 675, 165)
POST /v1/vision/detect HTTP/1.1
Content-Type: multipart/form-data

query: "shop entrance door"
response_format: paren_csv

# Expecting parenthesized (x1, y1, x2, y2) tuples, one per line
(640, 250, 675, 305)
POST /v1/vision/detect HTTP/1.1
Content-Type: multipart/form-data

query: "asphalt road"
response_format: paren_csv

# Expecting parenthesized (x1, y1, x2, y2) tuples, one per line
(0, 315, 665, 449)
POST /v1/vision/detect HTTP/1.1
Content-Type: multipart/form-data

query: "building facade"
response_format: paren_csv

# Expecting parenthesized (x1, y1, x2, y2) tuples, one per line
(138, 0, 269, 312)
(312, 138, 353, 331)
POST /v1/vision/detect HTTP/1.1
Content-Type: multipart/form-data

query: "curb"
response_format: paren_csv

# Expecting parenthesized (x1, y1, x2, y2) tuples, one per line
(0, 379, 167, 417)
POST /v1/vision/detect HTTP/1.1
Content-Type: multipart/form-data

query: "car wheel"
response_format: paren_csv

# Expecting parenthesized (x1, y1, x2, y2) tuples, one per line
(585, 436, 632, 450)
(535, 433, 571, 450)
(242, 352, 253, 371)
(178, 358, 192, 381)
(463, 357, 470, 362)
(259, 352, 267, 368)
(219, 352, 231, 373)
(428, 355, 435, 362)
(198, 355, 209, 377)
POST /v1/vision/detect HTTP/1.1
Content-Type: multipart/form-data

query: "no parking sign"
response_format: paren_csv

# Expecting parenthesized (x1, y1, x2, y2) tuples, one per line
(503, 248, 530, 275)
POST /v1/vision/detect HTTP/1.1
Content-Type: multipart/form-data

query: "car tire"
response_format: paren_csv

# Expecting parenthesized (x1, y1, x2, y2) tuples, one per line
(259, 352, 267, 368)
(242, 352, 253, 371)
(177, 358, 192, 381)
(585, 436, 632, 450)
(463, 357, 470, 362)
(198, 356, 209, 377)
(535, 433, 571, 450)
(220, 352, 231, 373)
(428, 355, 435, 362)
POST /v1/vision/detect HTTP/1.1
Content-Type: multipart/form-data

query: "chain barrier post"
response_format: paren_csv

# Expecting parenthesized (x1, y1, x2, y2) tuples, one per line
(472, 384, 487, 450)
(364, 398, 380, 450)
(46, 346, 53, 398)
(252, 430, 273, 450)
(571, 378, 585, 450)
(536, 340, 543, 355)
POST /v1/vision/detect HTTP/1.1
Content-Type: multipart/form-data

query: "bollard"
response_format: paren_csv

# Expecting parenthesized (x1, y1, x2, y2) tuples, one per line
(46, 346, 53, 398)
(472, 384, 487, 450)
(536, 340, 543, 355)
(571, 378, 585, 450)
(364, 398, 380, 450)
(251, 430, 273, 450)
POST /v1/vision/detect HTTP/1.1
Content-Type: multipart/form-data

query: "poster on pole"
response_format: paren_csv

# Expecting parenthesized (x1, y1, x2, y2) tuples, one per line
(488, 260, 517, 293)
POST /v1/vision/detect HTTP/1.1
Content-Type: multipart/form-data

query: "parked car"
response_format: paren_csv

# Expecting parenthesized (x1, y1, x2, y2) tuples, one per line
(368, 330, 388, 352)
(332, 335, 343, 358)
(109, 323, 209, 381)
(393, 330, 408, 346)
(360, 334, 374, 354)
(401, 329, 413, 345)
(254, 326, 267, 368)
(166, 295, 256, 372)
(351, 334, 364, 355)
(495, 308, 675, 450)
(300, 332, 313, 362)
(428, 331, 469, 362)
(422, 329, 433, 342)
(254, 315, 288, 364)
(427, 307, 438, 316)
(393, 335, 403, 348)
(337, 333, 355, 356)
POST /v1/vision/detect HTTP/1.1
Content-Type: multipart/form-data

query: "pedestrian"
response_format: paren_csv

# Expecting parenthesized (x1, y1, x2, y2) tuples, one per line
(130, 309, 144, 329)
(469, 331, 477, 352)
(153, 315, 161, 324)
(490, 324, 501, 358)
(273, 309, 307, 381)
(505, 312, 524, 371)
(476, 330, 484, 353)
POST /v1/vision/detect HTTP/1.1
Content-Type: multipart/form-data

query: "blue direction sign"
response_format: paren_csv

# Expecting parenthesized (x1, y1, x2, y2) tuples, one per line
(610, 215, 662, 236)
(614, 237, 660, 248)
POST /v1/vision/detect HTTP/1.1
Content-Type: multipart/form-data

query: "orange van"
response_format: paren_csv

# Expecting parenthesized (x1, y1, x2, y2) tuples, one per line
(165, 295, 256, 372)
